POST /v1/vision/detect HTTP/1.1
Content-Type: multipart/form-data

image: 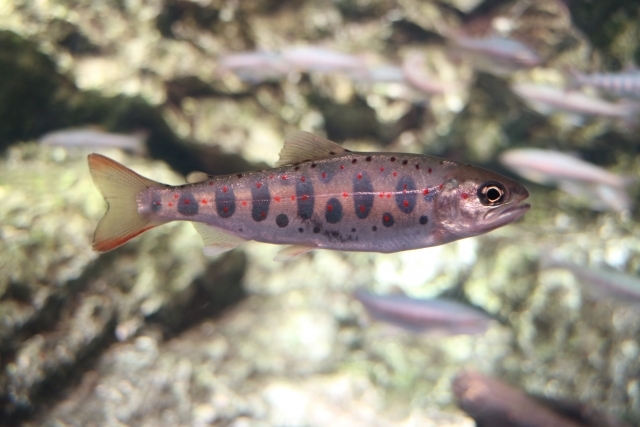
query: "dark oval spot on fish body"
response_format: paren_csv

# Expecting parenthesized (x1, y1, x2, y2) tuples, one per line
(325, 198, 343, 224)
(151, 193, 162, 212)
(419, 215, 429, 225)
(178, 192, 199, 216)
(251, 181, 270, 222)
(215, 185, 235, 218)
(353, 171, 374, 219)
(395, 176, 417, 214)
(276, 213, 289, 228)
(382, 213, 394, 227)
(296, 179, 314, 220)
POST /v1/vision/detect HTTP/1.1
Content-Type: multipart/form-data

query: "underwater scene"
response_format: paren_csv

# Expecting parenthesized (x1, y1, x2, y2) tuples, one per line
(1, 0, 640, 426)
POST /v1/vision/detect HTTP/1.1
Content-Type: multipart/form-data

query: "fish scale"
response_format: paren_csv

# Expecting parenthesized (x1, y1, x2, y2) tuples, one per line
(88, 131, 530, 260)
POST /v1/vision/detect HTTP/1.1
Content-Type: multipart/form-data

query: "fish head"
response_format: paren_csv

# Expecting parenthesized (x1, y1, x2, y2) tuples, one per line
(434, 165, 530, 240)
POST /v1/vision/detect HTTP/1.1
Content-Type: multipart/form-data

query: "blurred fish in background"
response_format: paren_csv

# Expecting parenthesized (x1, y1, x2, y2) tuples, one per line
(354, 288, 494, 336)
(39, 127, 149, 156)
(499, 148, 634, 212)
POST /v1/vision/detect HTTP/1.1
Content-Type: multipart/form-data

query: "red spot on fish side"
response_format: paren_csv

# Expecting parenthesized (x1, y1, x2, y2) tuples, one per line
(223, 186, 228, 193)
(327, 204, 333, 211)
(184, 199, 190, 205)
(342, 192, 348, 198)
(291, 196, 295, 201)
(393, 172, 397, 177)
(384, 215, 390, 221)
(439, 184, 443, 190)
(209, 181, 213, 186)
(415, 164, 420, 170)
(270, 174, 274, 179)
(379, 192, 384, 198)
(322, 172, 327, 178)
(340, 165, 345, 169)
(428, 168, 432, 173)
(174, 193, 179, 199)
(403, 200, 409, 207)
(359, 205, 365, 213)
(386, 193, 391, 199)
(461, 193, 468, 199)
(403, 183, 407, 190)
(423, 188, 429, 195)
(301, 195, 309, 201)
(281, 175, 287, 180)
(155, 201, 162, 206)
(241, 201, 247, 207)
(380, 167, 384, 172)
(357, 173, 362, 180)
(168, 202, 174, 207)
(301, 176, 306, 182)
(261, 212, 266, 217)
(223, 207, 229, 213)
(256, 182, 262, 188)
(201, 199, 207, 204)
(275, 196, 281, 202)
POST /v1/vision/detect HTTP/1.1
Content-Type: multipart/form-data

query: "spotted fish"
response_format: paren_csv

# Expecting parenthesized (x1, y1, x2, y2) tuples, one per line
(88, 131, 530, 260)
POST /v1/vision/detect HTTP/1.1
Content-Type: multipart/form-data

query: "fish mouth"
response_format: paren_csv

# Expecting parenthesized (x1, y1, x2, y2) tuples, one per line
(484, 202, 531, 229)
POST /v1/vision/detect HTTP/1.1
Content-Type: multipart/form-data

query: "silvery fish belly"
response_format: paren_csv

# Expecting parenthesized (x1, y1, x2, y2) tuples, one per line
(88, 131, 530, 260)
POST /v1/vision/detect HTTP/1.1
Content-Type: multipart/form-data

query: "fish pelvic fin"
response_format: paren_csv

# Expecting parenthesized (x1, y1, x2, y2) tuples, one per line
(192, 223, 247, 256)
(88, 154, 165, 252)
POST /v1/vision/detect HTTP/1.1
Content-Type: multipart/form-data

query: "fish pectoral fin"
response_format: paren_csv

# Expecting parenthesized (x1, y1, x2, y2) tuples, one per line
(275, 131, 351, 167)
(192, 223, 247, 256)
(273, 245, 314, 262)
(185, 171, 212, 184)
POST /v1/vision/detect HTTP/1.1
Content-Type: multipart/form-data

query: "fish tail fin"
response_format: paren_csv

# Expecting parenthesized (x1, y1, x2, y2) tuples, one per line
(88, 154, 165, 252)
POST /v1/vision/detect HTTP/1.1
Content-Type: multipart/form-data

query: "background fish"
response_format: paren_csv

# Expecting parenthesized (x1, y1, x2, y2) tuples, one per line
(541, 256, 640, 304)
(88, 131, 530, 259)
(354, 288, 493, 335)
(511, 83, 640, 124)
(40, 128, 148, 155)
(499, 148, 633, 211)
(569, 69, 640, 100)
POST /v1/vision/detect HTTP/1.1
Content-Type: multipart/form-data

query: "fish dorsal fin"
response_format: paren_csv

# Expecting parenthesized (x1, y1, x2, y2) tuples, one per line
(192, 222, 247, 256)
(273, 245, 314, 261)
(276, 131, 351, 167)
(186, 171, 211, 184)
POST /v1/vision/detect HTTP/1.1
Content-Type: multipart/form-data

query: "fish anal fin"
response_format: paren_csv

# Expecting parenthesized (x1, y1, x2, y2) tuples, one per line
(275, 131, 351, 167)
(186, 171, 212, 184)
(192, 223, 247, 256)
(273, 245, 314, 261)
(88, 154, 166, 252)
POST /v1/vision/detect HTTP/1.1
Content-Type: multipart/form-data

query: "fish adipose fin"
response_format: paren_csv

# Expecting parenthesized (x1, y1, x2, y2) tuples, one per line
(192, 223, 247, 256)
(185, 171, 211, 184)
(276, 131, 351, 167)
(88, 154, 166, 252)
(273, 245, 314, 261)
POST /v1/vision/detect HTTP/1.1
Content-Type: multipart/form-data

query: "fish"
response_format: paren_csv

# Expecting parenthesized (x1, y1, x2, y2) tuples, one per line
(88, 131, 530, 260)
(448, 35, 541, 76)
(401, 54, 458, 95)
(40, 128, 148, 155)
(280, 46, 368, 76)
(511, 83, 640, 124)
(354, 288, 493, 335)
(453, 370, 626, 427)
(569, 69, 640, 101)
(499, 148, 633, 211)
(217, 51, 288, 82)
(541, 257, 640, 304)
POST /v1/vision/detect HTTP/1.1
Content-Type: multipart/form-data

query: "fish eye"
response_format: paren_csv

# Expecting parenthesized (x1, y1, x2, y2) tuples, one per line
(477, 181, 506, 205)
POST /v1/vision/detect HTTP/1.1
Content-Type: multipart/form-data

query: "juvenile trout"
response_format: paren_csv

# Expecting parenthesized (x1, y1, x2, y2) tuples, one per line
(88, 132, 530, 260)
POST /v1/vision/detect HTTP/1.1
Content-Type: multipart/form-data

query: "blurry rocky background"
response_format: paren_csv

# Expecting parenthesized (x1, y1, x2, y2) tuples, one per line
(1, 0, 640, 426)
